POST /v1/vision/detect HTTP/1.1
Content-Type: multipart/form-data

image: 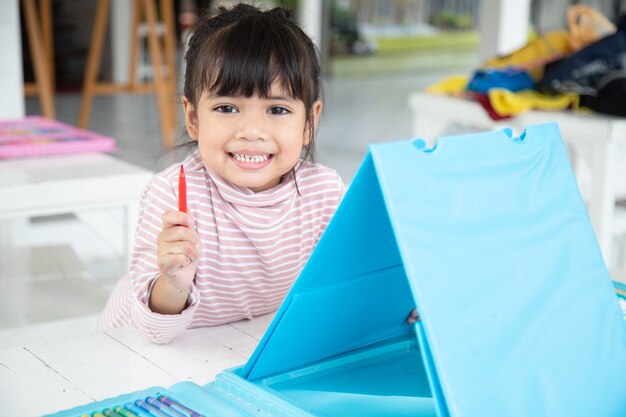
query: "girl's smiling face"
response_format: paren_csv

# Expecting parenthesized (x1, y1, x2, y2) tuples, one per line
(183, 82, 322, 192)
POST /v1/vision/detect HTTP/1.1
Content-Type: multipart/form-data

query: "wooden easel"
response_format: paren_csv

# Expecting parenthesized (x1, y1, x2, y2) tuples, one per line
(21, 0, 55, 119)
(78, 0, 178, 148)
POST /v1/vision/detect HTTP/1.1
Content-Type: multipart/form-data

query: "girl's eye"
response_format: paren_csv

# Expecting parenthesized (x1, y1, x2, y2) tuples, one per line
(268, 106, 289, 115)
(215, 105, 237, 113)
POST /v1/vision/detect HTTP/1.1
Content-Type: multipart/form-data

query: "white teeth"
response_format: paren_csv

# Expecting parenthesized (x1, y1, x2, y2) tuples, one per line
(232, 153, 270, 163)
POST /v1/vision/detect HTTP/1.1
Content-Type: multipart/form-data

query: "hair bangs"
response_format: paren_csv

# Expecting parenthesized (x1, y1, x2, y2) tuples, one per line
(199, 15, 309, 101)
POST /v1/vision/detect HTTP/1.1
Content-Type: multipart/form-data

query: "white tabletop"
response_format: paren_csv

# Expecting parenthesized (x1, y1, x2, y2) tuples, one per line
(0, 313, 274, 417)
(0, 152, 154, 219)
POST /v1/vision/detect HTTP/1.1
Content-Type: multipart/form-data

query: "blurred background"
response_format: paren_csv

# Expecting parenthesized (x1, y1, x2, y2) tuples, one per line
(1, 0, 625, 346)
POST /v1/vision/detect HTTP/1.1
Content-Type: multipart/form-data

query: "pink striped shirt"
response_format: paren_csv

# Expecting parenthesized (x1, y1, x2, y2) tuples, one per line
(98, 150, 345, 343)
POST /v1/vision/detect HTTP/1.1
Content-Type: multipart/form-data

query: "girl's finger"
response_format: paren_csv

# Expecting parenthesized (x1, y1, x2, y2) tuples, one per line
(406, 309, 420, 324)
(158, 253, 193, 277)
(158, 240, 199, 263)
(159, 224, 199, 245)
(162, 210, 194, 229)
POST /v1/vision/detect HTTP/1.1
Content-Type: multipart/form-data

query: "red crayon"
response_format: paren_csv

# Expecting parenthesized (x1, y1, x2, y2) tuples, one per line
(178, 165, 187, 213)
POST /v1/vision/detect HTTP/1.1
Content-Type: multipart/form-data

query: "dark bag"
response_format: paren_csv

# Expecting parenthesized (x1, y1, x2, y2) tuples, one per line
(537, 14, 626, 95)
(579, 73, 626, 116)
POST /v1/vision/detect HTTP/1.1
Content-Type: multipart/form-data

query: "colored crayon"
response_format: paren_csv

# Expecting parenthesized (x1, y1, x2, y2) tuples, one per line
(124, 402, 153, 417)
(114, 406, 138, 417)
(103, 408, 125, 417)
(135, 399, 169, 417)
(157, 395, 204, 417)
(145, 397, 186, 417)
(93, 413, 106, 417)
(178, 165, 187, 213)
(80, 414, 90, 417)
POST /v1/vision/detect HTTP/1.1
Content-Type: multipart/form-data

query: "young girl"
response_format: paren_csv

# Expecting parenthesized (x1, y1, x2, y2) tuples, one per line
(98, 3, 345, 343)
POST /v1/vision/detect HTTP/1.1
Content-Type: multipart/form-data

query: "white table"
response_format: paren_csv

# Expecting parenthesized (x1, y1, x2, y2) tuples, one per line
(0, 153, 154, 266)
(409, 93, 626, 268)
(0, 313, 274, 416)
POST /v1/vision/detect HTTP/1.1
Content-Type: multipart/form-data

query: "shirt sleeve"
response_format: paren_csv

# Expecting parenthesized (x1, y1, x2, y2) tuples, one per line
(127, 174, 200, 344)
(326, 169, 346, 216)
(336, 173, 347, 203)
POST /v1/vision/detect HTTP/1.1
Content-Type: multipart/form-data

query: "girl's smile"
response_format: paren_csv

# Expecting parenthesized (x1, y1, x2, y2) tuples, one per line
(228, 152, 274, 170)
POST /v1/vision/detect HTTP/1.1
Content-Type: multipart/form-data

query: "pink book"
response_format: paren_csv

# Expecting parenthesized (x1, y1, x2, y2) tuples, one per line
(0, 116, 116, 159)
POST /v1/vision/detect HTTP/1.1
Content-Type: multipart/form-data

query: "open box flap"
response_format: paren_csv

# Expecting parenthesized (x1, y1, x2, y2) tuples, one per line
(375, 122, 626, 416)
(241, 122, 626, 416)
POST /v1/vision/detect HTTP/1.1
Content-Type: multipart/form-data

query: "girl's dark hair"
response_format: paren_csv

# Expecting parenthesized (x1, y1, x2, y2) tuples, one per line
(183, 3, 322, 163)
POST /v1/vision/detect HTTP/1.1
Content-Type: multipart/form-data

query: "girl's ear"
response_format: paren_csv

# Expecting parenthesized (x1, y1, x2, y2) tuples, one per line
(304, 100, 323, 145)
(182, 96, 199, 140)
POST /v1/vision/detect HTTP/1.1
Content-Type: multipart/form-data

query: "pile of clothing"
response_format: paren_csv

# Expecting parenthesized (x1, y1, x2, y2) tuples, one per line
(428, 6, 626, 119)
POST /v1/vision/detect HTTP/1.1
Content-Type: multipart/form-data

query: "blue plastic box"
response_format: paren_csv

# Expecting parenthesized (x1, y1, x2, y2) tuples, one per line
(49, 123, 626, 417)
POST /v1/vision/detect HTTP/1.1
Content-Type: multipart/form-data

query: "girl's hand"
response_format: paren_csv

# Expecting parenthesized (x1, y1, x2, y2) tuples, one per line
(156, 210, 201, 291)
(406, 308, 420, 324)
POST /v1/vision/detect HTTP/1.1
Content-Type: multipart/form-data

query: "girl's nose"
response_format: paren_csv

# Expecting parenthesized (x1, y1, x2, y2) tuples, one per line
(235, 113, 268, 141)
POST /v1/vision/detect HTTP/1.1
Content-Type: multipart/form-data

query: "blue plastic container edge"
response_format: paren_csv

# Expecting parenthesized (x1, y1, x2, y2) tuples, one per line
(257, 336, 417, 386)
(213, 370, 315, 417)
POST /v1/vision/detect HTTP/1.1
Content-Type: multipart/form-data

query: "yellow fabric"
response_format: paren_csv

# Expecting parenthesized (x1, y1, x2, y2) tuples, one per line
(488, 89, 579, 117)
(483, 31, 573, 80)
(425, 75, 469, 95)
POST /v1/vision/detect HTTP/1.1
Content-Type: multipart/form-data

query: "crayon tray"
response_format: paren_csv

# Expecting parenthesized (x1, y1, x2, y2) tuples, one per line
(231, 335, 437, 417)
